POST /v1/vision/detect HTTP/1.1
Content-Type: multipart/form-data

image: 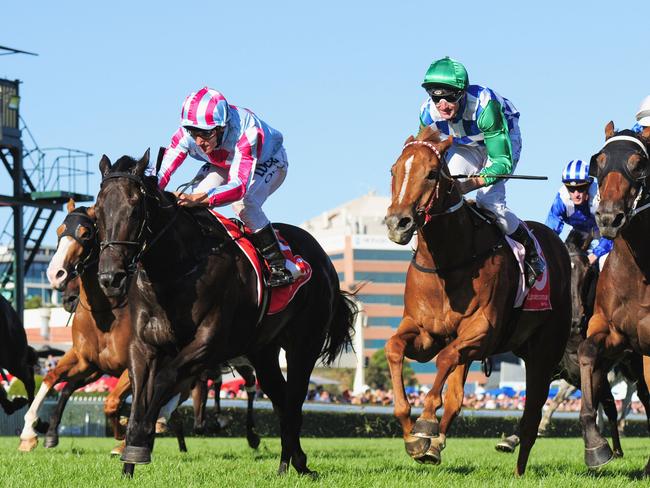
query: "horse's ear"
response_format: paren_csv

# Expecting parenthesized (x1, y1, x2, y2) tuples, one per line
(605, 121, 615, 139)
(66, 198, 76, 214)
(134, 148, 150, 177)
(99, 155, 112, 177)
(438, 137, 453, 154)
(404, 135, 415, 146)
(86, 206, 96, 219)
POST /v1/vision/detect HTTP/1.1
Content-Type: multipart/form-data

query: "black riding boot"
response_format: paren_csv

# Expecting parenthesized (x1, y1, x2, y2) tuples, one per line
(509, 223, 545, 288)
(250, 224, 295, 287)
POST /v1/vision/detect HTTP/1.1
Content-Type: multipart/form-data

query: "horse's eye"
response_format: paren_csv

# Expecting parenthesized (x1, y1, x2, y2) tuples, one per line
(426, 170, 438, 180)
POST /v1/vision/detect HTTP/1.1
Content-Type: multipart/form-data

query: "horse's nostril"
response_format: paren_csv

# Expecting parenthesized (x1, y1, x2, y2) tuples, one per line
(56, 270, 66, 279)
(398, 217, 413, 229)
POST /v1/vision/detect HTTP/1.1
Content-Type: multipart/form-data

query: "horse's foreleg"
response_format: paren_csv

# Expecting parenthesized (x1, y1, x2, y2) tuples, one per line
(191, 373, 208, 435)
(430, 363, 470, 459)
(642, 356, 650, 477)
(385, 329, 420, 460)
(578, 328, 614, 469)
(18, 350, 81, 452)
(599, 378, 623, 457)
(105, 370, 131, 456)
(44, 371, 101, 449)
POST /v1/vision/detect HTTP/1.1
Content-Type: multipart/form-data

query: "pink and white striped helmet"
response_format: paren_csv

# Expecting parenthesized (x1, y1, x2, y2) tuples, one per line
(180, 86, 229, 130)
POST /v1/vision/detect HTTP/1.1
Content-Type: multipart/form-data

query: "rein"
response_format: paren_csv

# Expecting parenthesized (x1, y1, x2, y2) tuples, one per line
(411, 241, 504, 274)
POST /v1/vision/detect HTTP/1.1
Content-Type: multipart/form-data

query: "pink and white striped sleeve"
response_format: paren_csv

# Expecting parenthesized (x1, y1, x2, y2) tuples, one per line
(205, 125, 264, 206)
(157, 128, 189, 190)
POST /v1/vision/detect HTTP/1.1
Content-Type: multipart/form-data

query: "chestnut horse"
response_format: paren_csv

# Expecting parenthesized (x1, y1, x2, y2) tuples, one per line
(384, 127, 571, 475)
(94, 152, 356, 477)
(18, 202, 188, 454)
(578, 123, 650, 471)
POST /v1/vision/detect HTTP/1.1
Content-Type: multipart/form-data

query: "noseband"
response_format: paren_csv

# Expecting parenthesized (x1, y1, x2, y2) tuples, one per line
(57, 208, 98, 284)
(402, 140, 463, 224)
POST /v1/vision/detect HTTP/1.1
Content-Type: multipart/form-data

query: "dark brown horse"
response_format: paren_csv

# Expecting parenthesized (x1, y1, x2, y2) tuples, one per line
(496, 229, 650, 456)
(384, 127, 571, 475)
(19, 202, 188, 454)
(578, 123, 650, 471)
(94, 152, 356, 477)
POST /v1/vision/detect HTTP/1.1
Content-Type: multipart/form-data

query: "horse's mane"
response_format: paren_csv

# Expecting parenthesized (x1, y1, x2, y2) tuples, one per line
(565, 229, 592, 254)
(415, 125, 443, 144)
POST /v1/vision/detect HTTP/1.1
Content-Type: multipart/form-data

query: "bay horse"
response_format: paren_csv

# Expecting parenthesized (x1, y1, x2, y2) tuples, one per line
(19, 202, 188, 454)
(384, 127, 571, 475)
(578, 123, 650, 471)
(94, 151, 356, 477)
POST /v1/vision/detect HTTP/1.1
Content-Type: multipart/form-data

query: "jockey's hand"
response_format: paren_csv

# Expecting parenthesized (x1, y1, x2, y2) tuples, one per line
(177, 192, 209, 207)
(458, 176, 486, 194)
(587, 254, 598, 265)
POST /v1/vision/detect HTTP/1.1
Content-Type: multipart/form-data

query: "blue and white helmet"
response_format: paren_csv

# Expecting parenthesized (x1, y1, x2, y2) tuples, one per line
(562, 159, 593, 186)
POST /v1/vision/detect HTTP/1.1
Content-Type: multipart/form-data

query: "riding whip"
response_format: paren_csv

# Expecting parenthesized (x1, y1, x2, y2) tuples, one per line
(450, 174, 548, 180)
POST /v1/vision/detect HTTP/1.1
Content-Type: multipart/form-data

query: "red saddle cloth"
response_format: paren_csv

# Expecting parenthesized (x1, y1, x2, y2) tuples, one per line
(208, 210, 312, 315)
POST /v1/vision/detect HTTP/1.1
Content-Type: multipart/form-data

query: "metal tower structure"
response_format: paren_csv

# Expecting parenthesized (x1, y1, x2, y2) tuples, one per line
(1, 45, 93, 318)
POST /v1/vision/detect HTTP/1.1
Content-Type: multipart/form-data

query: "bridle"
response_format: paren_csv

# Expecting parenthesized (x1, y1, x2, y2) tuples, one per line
(56, 208, 98, 286)
(98, 172, 178, 274)
(592, 134, 650, 219)
(402, 140, 463, 225)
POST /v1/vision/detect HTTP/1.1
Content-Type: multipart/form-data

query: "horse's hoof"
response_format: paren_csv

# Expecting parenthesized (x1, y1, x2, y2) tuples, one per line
(585, 442, 614, 469)
(18, 437, 38, 452)
(278, 461, 289, 475)
(495, 435, 520, 453)
(612, 448, 624, 458)
(247, 432, 261, 450)
(120, 445, 151, 465)
(110, 442, 125, 457)
(405, 436, 430, 459)
(418, 444, 442, 465)
(412, 418, 439, 438)
(43, 435, 59, 449)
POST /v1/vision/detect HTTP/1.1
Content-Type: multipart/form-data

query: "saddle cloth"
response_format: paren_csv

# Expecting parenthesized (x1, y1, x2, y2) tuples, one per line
(208, 210, 312, 315)
(505, 224, 552, 311)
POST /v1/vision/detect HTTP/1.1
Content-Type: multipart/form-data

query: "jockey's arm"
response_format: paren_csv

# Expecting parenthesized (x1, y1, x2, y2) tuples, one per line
(544, 193, 566, 235)
(476, 99, 515, 187)
(195, 126, 260, 207)
(157, 128, 190, 190)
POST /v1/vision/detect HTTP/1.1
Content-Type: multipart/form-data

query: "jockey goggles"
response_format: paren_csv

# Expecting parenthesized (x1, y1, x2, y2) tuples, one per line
(184, 126, 218, 140)
(565, 183, 590, 193)
(427, 87, 464, 104)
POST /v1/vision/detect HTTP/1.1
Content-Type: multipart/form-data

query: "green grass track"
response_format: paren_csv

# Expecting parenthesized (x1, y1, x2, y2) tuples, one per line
(0, 437, 648, 487)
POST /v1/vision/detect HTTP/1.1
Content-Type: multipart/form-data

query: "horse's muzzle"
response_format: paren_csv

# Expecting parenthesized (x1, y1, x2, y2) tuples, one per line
(386, 213, 415, 245)
(99, 271, 128, 298)
(595, 208, 626, 239)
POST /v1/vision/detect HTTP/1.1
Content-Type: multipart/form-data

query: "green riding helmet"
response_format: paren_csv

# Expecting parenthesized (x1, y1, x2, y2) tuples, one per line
(422, 56, 469, 91)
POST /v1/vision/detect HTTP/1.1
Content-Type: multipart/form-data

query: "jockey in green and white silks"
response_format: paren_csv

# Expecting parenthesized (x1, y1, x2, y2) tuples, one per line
(419, 56, 544, 288)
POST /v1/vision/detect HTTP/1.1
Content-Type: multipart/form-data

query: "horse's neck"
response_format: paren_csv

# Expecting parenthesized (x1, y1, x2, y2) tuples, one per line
(417, 205, 482, 271)
(620, 211, 650, 276)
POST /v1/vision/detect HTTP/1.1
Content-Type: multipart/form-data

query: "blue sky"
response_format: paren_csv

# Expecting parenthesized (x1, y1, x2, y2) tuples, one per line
(1, 1, 649, 245)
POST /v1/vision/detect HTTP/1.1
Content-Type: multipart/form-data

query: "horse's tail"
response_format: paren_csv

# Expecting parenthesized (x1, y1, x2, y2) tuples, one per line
(320, 290, 358, 366)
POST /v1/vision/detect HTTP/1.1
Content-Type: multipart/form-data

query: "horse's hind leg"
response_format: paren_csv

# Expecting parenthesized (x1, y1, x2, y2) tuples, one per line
(599, 378, 623, 457)
(169, 408, 187, 453)
(515, 327, 565, 476)
(105, 370, 131, 456)
(538, 380, 575, 436)
(191, 371, 209, 435)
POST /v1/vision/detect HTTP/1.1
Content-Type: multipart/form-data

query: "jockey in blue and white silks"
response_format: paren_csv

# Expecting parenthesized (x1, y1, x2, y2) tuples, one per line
(545, 159, 613, 269)
(418, 56, 543, 288)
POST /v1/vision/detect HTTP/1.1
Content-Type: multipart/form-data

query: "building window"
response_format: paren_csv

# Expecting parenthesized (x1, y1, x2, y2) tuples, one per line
(329, 253, 344, 261)
(337, 272, 345, 282)
(367, 316, 402, 328)
(363, 339, 386, 349)
(353, 249, 413, 261)
(354, 271, 405, 283)
(356, 294, 404, 306)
